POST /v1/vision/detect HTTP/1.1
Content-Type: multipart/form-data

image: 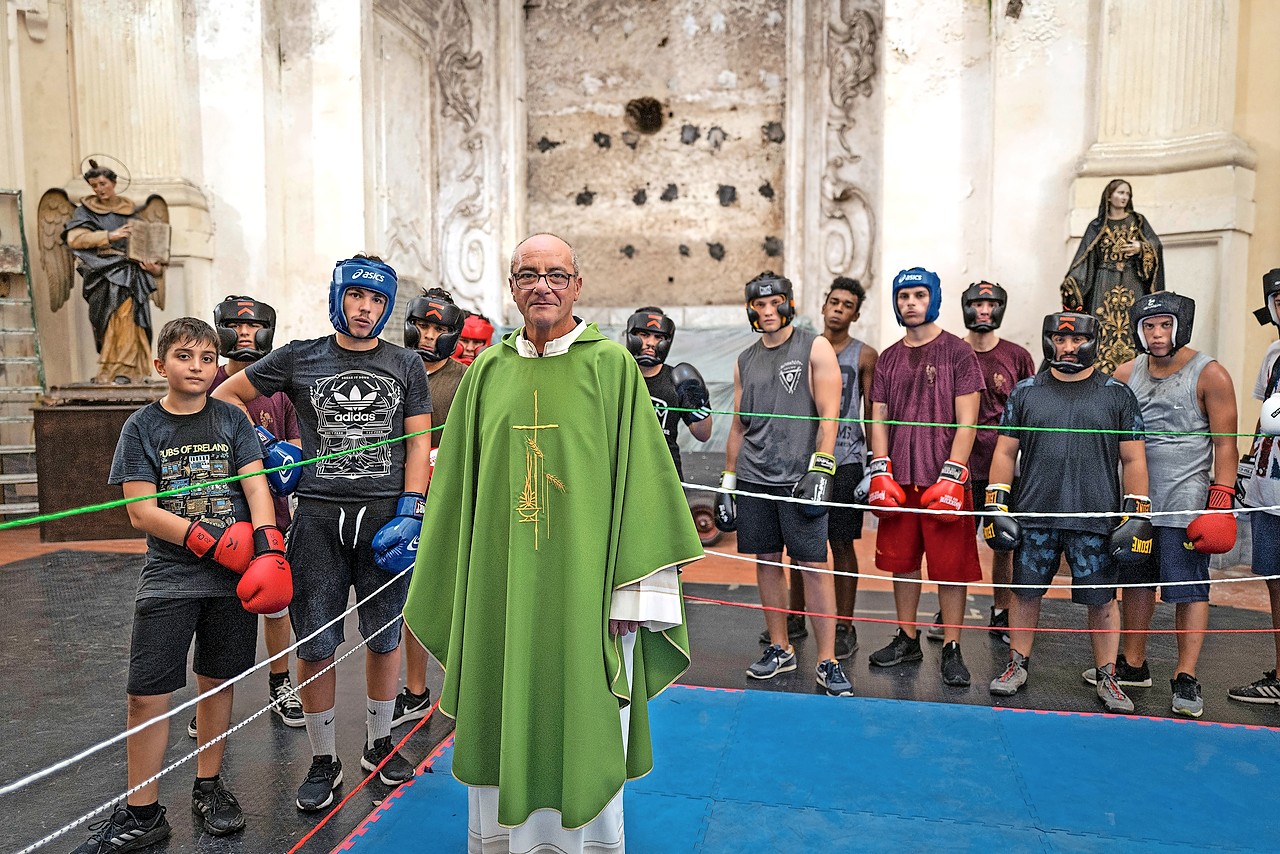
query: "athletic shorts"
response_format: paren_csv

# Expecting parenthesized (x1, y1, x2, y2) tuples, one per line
(1117, 527, 1209, 603)
(288, 497, 411, 662)
(735, 480, 829, 564)
(1014, 527, 1116, 606)
(1251, 511, 1280, 578)
(127, 595, 257, 696)
(874, 485, 981, 582)
(828, 462, 865, 544)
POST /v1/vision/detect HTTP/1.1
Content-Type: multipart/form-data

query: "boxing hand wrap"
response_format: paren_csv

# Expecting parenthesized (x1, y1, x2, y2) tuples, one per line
(1109, 494, 1154, 564)
(372, 492, 425, 575)
(792, 452, 837, 519)
(714, 471, 738, 532)
(184, 519, 253, 574)
(867, 456, 906, 519)
(255, 426, 302, 496)
(981, 483, 1021, 551)
(1186, 484, 1238, 555)
(671, 362, 712, 424)
(238, 525, 293, 614)
(921, 460, 969, 523)
(1236, 453, 1257, 505)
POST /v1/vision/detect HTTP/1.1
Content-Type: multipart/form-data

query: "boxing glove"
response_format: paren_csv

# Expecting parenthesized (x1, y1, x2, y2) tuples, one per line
(671, 362, 712, 424)
(238, 525, 293, 614)
(853, 453, 874, 505)
(792, 452, 837, 518)
(1109, 494, 1154, 564)
(1236, 453, 1257, 505)
(714, 471, 737, 532)
(255, 426, 302, 496)
(981, 483, 1021, 551)
(867, 456, 906, 519)
(184, 519, 254, 574)
(1263, 394, 1280, 436)
(372, 492, 425, 575)
(1186, 484, 1237, 555)
(920, 460, 969, 523)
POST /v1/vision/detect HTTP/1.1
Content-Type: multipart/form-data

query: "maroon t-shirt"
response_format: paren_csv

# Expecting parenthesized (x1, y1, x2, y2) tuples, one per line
(968, 338, 1036, 480)
(212, 365, 298, 531)
(869, 330, 985, 487)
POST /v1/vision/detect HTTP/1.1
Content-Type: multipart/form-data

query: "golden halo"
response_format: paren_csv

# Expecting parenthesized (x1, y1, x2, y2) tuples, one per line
(79, 154, 132, 193)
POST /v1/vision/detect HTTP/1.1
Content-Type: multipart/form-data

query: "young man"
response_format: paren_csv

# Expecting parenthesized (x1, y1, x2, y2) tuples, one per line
(75, 318, 290, 852)
(393, 287, 468, 728)
(213, 255, 432, 810)
(718, 271, 852, 696)
(985, 312, 1151, 714)
(867, 268, 984, 687)
(623, 305, 713, 480)
(455, 312, 494, 365)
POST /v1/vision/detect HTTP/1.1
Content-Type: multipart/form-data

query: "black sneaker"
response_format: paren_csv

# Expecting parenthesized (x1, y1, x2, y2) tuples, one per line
(392, 687, 432, 728)
(71, 804, 170, 853)
(191, 778, 246, 836)
(926, 611, 944, 642)
(1228, 670, 1280, 705)
(869, 628, 923, 668)
(940, 641, 971, 687)
(362, 736, 416, 785)
(296, 755, 343, 812)
(988, 607, 1010, 644)
(187, 714, 197, 739)
(1171, 672, 1204, 718)
(833, 623, 859, 660)
(1082, 653, 1151, 687)
(269, 675, 305, 728)
(746, 644, 797, 680)
(758, 614, 808, 644)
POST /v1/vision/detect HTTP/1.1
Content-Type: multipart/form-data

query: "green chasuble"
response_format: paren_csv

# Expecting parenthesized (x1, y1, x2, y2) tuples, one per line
(402, 322, 701, 830)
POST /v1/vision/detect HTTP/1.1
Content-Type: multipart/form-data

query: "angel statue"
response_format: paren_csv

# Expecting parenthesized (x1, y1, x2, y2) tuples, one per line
(38, 158, 168, 384)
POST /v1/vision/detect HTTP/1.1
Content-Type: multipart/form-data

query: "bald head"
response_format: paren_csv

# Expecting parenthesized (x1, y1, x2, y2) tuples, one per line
(511, 232, 579, 276)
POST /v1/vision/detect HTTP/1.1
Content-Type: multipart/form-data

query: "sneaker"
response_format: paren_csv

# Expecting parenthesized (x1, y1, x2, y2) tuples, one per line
(191, 778, 246, 836)
(940, 641, 971, 687)
(392, 686, 432, 728)
(71, 804, 170, 853)
(296, 755, 343, 812)
(989, 652, 1029, 696)
(833, 623, 859, 660)
(1082, 653, 1152, 687)
(926, 611, 944, 642)
(361, 736, 416, 785)
(1095, 663, 1135, 714)
(869, 628, 923, 668)
(1171, 672, 1204, 718)
(269, 675, 305, 728)
(758, 614, 808, 644)
(988, 607, 1010, 644)
(187, 715, 197, 739)
(746, 644, 797, 680)
(816, 659, 854, 696)
(1228, 670, 1280, 705)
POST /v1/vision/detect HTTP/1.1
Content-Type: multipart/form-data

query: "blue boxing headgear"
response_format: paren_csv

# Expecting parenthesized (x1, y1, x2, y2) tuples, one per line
(891, 267, 941, 327)
(329, 256, 398, 338)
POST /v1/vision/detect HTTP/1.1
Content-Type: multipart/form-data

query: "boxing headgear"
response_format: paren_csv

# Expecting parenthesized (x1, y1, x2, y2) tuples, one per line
(213, 295, 276, 362)
(329, 256, 398, 338)
(1131, 291, 1195, 356)
(744, 273, 796, 333)
(404, 294, 466, 362)
(960, 281, 1007, 332)
(891, 267, 942, 327)
(1042, 311, 1099, 374)
(461, 314, 494, 344)
(625, 308, 676, 366)
(1254, 268, 1280, 328)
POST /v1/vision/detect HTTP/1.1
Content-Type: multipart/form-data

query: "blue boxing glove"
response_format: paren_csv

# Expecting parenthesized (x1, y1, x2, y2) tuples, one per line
(255, 426, 302, 495)
(372, 492, 425, 574)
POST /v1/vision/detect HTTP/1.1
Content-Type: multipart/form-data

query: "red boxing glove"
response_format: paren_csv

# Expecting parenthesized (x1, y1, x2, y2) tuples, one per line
(1186, 484, 1237, 555)
(238, 526, 293, 614)
(867, 456, 906, 520)
(920, 460, 969, 523)
(184, 520, 253, 574)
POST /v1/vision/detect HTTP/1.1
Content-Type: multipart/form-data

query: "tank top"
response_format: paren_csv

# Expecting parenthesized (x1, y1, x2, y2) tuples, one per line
(1128, 351, 1214, 528)
(736, 327, 818, 485)
(643, 365, 684, 480)
(833, 338, 866, 466)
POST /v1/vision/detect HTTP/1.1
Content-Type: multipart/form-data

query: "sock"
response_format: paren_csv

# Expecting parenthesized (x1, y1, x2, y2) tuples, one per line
(128, 802, 160, 821)
(304, 707, 338, 758)
(367, 697, 395, 747)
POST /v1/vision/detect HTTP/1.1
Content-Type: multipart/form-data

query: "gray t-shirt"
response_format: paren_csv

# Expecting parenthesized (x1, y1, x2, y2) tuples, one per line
(736, 327, 819, 486)
(246, 336, 432, 502)
(109, 399, 263, 600)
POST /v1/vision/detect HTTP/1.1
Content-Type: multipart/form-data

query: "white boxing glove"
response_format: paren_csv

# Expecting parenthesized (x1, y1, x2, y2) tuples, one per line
(1262, 393, 1280, 435)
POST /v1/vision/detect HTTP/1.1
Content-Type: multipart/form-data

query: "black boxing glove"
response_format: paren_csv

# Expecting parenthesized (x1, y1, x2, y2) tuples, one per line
(671, 362, 711, 424)
(1109, 494, 1154, 565)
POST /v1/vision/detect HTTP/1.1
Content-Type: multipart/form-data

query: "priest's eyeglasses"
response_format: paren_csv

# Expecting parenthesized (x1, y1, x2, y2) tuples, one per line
(512, 270, 576, 290)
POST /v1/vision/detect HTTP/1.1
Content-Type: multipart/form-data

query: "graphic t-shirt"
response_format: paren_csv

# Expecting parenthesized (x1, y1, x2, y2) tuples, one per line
(643, 365, 685, 480)
(245, 336, 432, 502)
(736, 327, 819, 486)
(109, 399, 262, 599)
(969, 338, 1036, 480)
(212, 365, 296, 530)
(426, 357, 467, 449)
(1247, 344, 1280, 513)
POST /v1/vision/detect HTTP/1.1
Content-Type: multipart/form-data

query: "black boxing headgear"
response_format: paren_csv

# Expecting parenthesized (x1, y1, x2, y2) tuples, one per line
(1042, 311, 1098, 374)
(213, 295, 276, 362)
(744, 273, 795, 333)
(961, 281, 1007, 332)
(1131, 291, 1195, 356)
(1255, 268, 1280, 328)
(625, 308, 676, 367)
(404, 294, 466, 362)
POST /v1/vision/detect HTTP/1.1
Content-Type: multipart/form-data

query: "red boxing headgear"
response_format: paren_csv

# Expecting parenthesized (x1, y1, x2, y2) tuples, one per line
(461, 315, 494, 344)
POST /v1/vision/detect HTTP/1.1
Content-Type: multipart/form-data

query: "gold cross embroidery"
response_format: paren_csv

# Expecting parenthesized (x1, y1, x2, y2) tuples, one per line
(512, 389, 564, 549)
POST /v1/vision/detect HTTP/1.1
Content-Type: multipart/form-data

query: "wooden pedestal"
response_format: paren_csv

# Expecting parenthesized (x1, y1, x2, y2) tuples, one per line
(34, 404, 142, 542)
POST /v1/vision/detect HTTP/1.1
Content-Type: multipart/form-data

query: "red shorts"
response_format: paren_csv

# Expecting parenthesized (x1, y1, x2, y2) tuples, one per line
(874, 484, 982, 582)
